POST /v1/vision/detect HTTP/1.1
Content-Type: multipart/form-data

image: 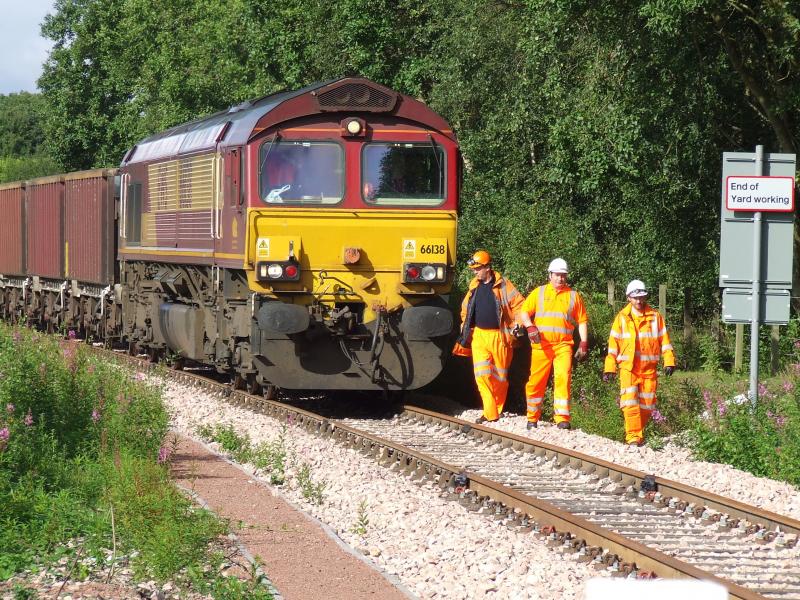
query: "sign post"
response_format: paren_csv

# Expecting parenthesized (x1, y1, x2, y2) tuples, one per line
(719, 146, 795, 404)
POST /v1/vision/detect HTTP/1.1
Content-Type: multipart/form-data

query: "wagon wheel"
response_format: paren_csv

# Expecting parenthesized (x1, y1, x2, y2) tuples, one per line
(147, 347, 161, 364)
(231, 373, 247, 391)
(127, 341, 139, 356)
(263, 384, 279, 401)
(245, 375, 261, 396)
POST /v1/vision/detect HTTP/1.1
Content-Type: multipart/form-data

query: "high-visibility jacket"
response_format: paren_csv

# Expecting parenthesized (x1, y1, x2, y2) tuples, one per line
(519, 283, 587, 345)
(604, 303, 675, 373)
(456, 272, 525, 349)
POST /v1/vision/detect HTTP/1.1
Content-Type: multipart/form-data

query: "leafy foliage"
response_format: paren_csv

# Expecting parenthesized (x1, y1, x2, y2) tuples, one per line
(35, 0, 800, 307)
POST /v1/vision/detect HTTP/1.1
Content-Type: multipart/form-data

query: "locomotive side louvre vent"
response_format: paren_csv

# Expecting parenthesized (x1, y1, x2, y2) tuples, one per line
(316, 82, 398, 113)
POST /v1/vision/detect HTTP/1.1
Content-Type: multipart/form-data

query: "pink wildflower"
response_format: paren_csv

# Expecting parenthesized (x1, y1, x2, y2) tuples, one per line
(717, 402, 727, 418)
(651, 409, 666, 424)
(91, 409, 101, 423)
(12, 331, 22, 343)
(68, 330, 77, 340)
(5, 403, 14, 414)
(703, 390, 712, 411)
(794, 340, 800, 349)
(782, 381, 794, 393)
(24, 409, 33, 427)
(134, 372, 147, 381)
(157, 445, 171, 464)
(0, 427, 9, 450)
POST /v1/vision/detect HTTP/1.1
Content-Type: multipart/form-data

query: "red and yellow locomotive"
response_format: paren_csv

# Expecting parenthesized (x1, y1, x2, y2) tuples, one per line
(0, 78, 459, 395)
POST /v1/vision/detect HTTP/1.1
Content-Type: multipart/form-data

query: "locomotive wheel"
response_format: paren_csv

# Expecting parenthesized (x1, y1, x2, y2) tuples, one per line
(147, 347, 160, 364)
(263, 384, 278, 401)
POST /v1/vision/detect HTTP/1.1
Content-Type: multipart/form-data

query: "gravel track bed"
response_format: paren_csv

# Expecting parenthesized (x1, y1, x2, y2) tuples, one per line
(161, 379, 800, 600)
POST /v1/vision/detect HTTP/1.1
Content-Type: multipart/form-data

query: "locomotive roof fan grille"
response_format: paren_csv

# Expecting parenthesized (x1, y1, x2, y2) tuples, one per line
(315, 80, 398, 113)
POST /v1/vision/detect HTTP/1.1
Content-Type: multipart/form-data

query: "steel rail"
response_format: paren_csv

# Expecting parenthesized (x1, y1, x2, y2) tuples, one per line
(403, 403, 800, 538)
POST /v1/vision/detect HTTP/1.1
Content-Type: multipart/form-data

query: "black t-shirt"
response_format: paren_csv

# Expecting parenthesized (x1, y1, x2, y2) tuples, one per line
(473, 276, 500, 329)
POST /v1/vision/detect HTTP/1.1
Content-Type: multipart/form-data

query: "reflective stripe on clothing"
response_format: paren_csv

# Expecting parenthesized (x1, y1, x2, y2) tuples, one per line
(525, 341, 573, 423)
(519, 283, 588, 346)
(459, 273, 526, 349)
(618, 370, 658, 444)
(604, 303, 675, 374)
(471, 328, 513, 421)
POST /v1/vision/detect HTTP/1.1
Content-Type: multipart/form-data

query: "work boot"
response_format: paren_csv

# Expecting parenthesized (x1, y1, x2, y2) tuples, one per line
(475, 416, 497, 425)
(526, 421, 537, 430)
(627, 438, 644, 447)
(557, 422, 571, 430)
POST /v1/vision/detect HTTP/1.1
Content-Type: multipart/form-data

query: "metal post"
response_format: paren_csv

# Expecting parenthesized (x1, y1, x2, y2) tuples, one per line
(750, 145, 764, 405)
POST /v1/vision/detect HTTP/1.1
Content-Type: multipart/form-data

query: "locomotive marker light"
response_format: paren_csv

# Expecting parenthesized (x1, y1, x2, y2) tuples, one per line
(342, 117, 366, 137)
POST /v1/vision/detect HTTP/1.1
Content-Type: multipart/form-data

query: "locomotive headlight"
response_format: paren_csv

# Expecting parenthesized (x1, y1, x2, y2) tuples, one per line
(421, 265, 437, 281)
(267, 264, 283, 278)
(436, 266, 445, 280)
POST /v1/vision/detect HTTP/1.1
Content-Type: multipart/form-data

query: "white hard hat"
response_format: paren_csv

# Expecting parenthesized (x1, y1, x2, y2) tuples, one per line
(548, 258, 569, 274)
(626, 279, 648, 297)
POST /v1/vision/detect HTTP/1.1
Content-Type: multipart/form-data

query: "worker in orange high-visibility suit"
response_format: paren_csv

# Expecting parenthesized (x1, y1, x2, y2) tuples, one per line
(603, 280, 676, 446)
(518, 258, 589, 430)
(453, 250, 525, 424)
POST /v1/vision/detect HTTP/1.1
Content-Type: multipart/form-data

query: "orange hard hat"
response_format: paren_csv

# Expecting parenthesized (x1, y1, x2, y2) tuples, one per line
(467, 250, 491, 269)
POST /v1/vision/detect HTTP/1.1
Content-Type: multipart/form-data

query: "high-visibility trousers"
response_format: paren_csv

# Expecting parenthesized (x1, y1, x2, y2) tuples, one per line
(471, 327, 512, 421)
(525, 341, 573, 424)
(619, 369, 658, 444)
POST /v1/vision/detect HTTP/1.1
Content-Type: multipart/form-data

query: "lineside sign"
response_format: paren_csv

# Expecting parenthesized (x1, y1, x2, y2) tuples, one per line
(725, 176, 795, 212)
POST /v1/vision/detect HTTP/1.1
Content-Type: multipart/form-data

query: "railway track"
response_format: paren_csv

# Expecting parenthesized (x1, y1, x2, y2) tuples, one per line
(104, 347, 800, 600)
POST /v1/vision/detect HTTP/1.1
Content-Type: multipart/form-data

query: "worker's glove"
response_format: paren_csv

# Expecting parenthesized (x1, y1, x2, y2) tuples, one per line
(664, 366, 675, 376)
(602, 372, 615, 383)
(511, 324, 527, 339)
(574, 340, 589, 362)
(526, 325, 541, 344)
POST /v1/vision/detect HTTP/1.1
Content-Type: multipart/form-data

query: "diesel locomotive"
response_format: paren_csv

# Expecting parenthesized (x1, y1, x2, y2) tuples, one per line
(0, 77, 459, 396)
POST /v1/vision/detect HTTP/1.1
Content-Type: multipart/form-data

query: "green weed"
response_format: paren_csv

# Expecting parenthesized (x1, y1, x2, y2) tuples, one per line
(351, 499, 369, 536)
(296, 463, 326, 505)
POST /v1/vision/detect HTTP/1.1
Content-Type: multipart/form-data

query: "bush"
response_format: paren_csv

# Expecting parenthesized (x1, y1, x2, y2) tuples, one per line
(692, 377, 800, 486)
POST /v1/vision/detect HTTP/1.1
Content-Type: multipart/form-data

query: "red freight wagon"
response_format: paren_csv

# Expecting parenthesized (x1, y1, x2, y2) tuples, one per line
(26, 175, 64, 280)
(0, 182, 25, 276)
(64, 169, 118, 285)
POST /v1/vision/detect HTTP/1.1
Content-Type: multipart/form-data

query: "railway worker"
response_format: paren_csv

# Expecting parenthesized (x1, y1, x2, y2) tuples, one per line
(603, 280, 675, 446)
(518, 258, 589, 430)
(453, 250, 525, 424)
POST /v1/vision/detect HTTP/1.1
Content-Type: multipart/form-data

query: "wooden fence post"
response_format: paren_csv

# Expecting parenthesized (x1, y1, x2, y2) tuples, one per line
(771, 325, 780, 374)
(607, 281, 615, 306)
(683, 288, 693, 343)
(734, 324, 744, 372)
